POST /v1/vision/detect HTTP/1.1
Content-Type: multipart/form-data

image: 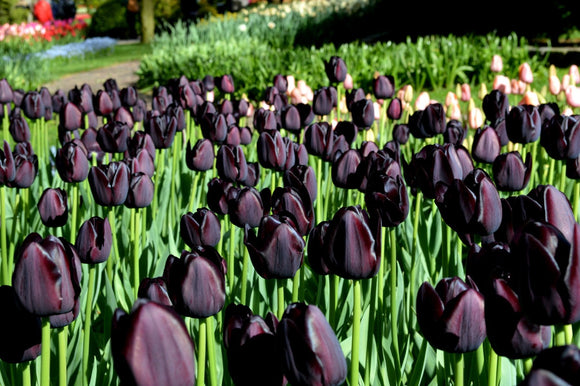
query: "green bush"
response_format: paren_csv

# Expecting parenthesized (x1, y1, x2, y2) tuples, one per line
(87, 0, 133, 39)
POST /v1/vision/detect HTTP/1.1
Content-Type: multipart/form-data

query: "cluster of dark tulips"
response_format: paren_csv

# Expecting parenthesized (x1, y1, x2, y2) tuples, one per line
(1, 53, 580, 385)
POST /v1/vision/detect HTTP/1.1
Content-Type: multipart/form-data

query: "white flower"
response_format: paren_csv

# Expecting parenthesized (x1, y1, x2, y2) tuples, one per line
(238, 24, 247, 32)
(267, 22, 276, 29)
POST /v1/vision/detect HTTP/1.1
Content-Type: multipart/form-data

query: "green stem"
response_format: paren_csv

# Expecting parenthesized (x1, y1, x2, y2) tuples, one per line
(107, 207, 119, 280)
(291, 267, 300, 303)
(132, 208, 140, 299)
(1, 185, 8, 285)
(22, 361, 31, 386)
(565, 323, 573, 345)
(350, 279, 361, 386)
(188, 172, 201, 212)
(69, 183, 79, 242)
(41, 317, 51, 386)
(390, 228, 400, 369)
(83, 265, 97, 385)
(240, 247, 250, 304)
(574, 181, 580, 222)
(329, 275, 338, 327)
(364, 269, 379, 386)
(58, 327, 67, 386)
(206, 317, 217, 386)
(277, 279, 285, 319)
(555, 325, 567, 346)
(488, 348, 498, 386)
(454, 353, 464, 386)
(475, 344, 485, 378)
(228, 223, 235, 292)
(408, 191, 422, 325)
(197, 318, 207, 386)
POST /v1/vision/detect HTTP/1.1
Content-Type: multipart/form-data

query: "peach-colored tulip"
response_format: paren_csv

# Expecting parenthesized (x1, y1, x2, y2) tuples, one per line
(290, 88, 304, 105)
(399, 85, 413, 103)
(447, 102, 462, 121)
(570, 65, 580, 85)
(460, 83, 471, 102)
(206, 90, 214, 103)
(518, 62, 533, 84)
(549, 75, 561, 95)
(445, 91, 458, 107)
(343, 73, 353, 90)
(562, 74, 571, 91)
(490, 55, 503, 72)
(518, 91, 540, 106)
(493, 75, 511, 94)
(510, 79, 526, 95)
(415, 91, 430, 110)
(565, 85, 580, 108)
(286, 75, 296, 95)
(468, 106, 484, 129)
(562, 106, 574, 116)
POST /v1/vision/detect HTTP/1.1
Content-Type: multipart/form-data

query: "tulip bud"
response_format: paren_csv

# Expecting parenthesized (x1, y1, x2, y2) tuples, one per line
(0, 78, 14, 104)
(97, 120, 130, 153)
(506, 104, 542, 144)
(482, 89, 510, 126)
(216, 74, 235, 94)
(8, 111, 30, 143)
(75, 216, 112, 264)
(331, 148, 362, 190)
(111, 299, 196, 386)
(373, 75, 395, 100)
(180, 208, 221, 248)
(88, 161, 130, 207)
(21, 91, 44, 120)
(6, 143, 37, 188)
(312, 87, 335, 116)
(519, 62, 534, 84)
(408, 103, 446, 138)
(490, 55, 503, 73)
(492, 151, 531, 192)
(124, 172, 154, 209)
(271, 185, 314, 236)
(278, 303, 347, 386)
(37, 188, 68, 227)
(324, 56, 347, 84)
(228, 186, 270, 229)
(216, 144, 248, 184)
(351, 98, 375, 129)
(137, 277, 172, 306)
(257, 129, 287, 171)
(471, 125, 501, 164)
(523, 345, 580, 385)
(387, 97, 403, 120)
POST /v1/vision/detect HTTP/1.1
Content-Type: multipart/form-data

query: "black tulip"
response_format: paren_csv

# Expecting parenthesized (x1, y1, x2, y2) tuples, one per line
(180, 208, 221, 248)
(88, 161, 130, 207)
(540, 114, 580, 160)
(471, 125, 501, 164)
(324, 56, 347, 84)
(137, 277, 172, 306)
(228, 186, 270, 229)
(373, 74, 395, 99)
(75, 216, 112, 264)
(37, 188, 68, 227)
(482, 89, 510, 125)
(492, 151, 532, 192)
(506, 104, 542, 144)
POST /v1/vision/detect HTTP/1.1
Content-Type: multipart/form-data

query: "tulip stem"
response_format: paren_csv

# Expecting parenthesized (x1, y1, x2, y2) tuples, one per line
(350, 279, 361, 386)
(132, 208, 140, 299)
(206, 317, 218, 386)
(574, 181, 580, 222)
(83, 265, 97, 386)
(70, 183, 79, 242)
(188, 172, 201, 212)
(197, 318, 207, 386)
(22, 362, 31, 386)
(329, 275, 338, 327)
(454, 353, 464, 386)
(228, 223, 235, 291)
(240, 247, 249, 304)
(389, 227, 401, 371)
(1, 185, 8, 285)
(292, 267, 300, 303)
(565, 323, 573, 344)
(408, 191, 422, 326)
(277, 279, 285, 319)
(58, 327, 67, 386)
(107, 207, 119, 280)
(41, 317, 51, 386)
(488, 348, 498, 386)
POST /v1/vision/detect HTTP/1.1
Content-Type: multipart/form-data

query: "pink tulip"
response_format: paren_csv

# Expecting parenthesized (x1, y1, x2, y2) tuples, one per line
(549, 75, 562, 95)
(493, 75, 511, 94)
(445, 91, 458, 107)
(518, 62, 533, 84)
(373, 101, 381, 120)
(343, 73, 353, 90)
(562, 74, 571, 90)
(468, 107, 484, 129)
(563, 106, 574, 116)
(460, 83, 471, 102)
(570, 65, 580, 85)
(447, 102, 462, 121)
(565, 85, 580, 108)
(510, 79, 526, 95)
(518, 91, 540, 106)
(490, 55, 503, 72)
(415, 91, 431, 110)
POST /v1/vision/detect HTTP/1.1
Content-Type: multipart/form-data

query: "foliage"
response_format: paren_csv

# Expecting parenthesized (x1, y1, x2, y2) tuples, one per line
(86, 0, 133, 39)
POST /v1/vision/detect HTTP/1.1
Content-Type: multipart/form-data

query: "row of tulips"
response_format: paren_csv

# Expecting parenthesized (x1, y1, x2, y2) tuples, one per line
(1, 50, 580, 386)
(0, 19, 88, 42)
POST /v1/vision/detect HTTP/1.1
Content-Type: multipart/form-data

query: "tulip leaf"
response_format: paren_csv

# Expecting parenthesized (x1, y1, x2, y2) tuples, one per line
(408, 338, 429, 386)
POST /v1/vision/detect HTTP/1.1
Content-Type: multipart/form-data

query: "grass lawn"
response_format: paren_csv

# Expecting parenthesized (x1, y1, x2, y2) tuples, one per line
(45, 42, 152, 82)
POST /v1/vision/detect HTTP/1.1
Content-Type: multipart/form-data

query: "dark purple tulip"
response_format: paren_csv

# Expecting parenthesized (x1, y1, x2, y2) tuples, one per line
(75, 216, 112, 264)
(12, 233, 78, 317)
(88, 161, 130, 207)
(131, 98, 147, 123)
(0, 78, 13, 104)
(516, 221, 580, 324)
(59, 101, 83, 131)
(408, 103, 446, 138)
(373, 75, 395, 100)
(223, 304, 284, 386)
(243, 161, 261, 188)
(471, 125, 501, 164)
(281, 104, 302, 133)
(200, 112, 229, 144)
(8, 111, 30, 142)
(357, 148, 400, 192)
(283, 164, 317, 204)
(94, 89, 114, 117)
(392, 123, 410, 145)
(567, 156, 580, 180)
(324, 205, 381, 279)
(111, 299, 196, 386)
(416, 276, 486, 353)
(7, 144, 37, 189)
(263, 86, 281, 107)
(387, 97, 403, 121)
(402, 143, 466, 199)
(465, 241, 516, 299)
(137, 277, 172, 306)
(273, 74, 288, 93)
(97, 120, 130, 153)
(492, 117, 510, 147)
(253, 107, 279, 133)
(494, 195, 544, 246)
(163, 247, 226, 318)
(166, 103, 186, 132)
(69, 84, 94, 114)
(334, 120, 358, 145)
(180, 208, 221, 248)
(0, 285, 41, 363)
(443, 119, 466, 146)
(484, 278, 551, 359)
(228, 186, 270, 229)
(278, 302, 347, 386)
(207, 177, 234, 215)
(271, 186, 314, 236)
(295, 102, 314, 127)
(49, 238, 82, 328)
(492, 151, 532, 192)
(365, 173, 409, 228)
(482, 89, 510, 125)
(541, 114, 580, 160)
(216, 144, 248, 184)
(39, 87, 52, 121)
(216, 74, 235, 94)
(144, 111, 176, 149)
(187, 121, 213, 150)
(346, 87, 366, 111)
(506, 104, 542, 144)
(114, 106, 135, 130)
(81, 127, 104, 161)
(303, 121, 334, 160)
(244, 214, 305, 279)
(126, 149, 155, 177)
(312, 87, 335, 116)
(104, 78, 119, 92)
(37, 188, 68, 227)
(21, 91, 44, 120)
(55, 139, 89, 183)
(539, 102, 561, 125)
(524, 345, 580, 386)
(520, 369, 570, 385)
(528, 184, 577, 244)
(120, 86, 138, 108)
(324, 56, 347, 84)
(435, 168, 502, 239)
(307, 221, 331, 275)
(124, 172, 154, 209)
(126, 130, 156, 161)
(257, 129, 287, 171)
(351, 98, 375, 129)
(12, 88, 24, 107)
(331, 148, 362, 189)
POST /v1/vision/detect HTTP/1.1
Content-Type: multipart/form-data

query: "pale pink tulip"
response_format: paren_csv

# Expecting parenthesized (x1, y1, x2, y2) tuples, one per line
(565, 85, 580, 108)
(570, 65, 580, 85)
(549, 75, 562, 95)
(468, 107, 484, 129)
(510, 79, 526, 95)
(286, 75, 296, 95)
(563, 106, 574, 116)
(518, 91, 540, 106)
(343, 73, 353, 90)
(490, 55, 503, 72)
(445, 91, 458, 107)
(290, 88, 304, 105)
(373, 101, 381, 120)
(447, 102, 462, 121)
(562, 74, 571, 90)
(493, 75, 511, 94)
(460, 83, 471, 102)
(415, 91, 430, 110)
(518, 62, 533, 84)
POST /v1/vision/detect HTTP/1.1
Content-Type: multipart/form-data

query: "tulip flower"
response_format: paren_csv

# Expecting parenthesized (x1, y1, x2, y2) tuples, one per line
(223, 304, 284, 385)
(312, 86, 335, 116)
(137, 277, 172, 306)
(55, 139, 89, 183)
(75, 216, 112, 264)
(126, 148, 155, 178)
(185, 138, 214, 172)
(12, 233, 79, 317)
(111, 299, 196, 386)
(373, 74, 395, 100)
(216, 74, 235, 94)
(519, 62, 534, 84)
(88, 161, 130, 207)
(8, 111, 30, 142)
(216, 144, 249, 184)
(69, 84, 94, 114)
(0, 78, 14, 104)
(351, 98, 375, 129)
(365, 173, 409, 228)
(324, 56, 347, 84)
(120, 86, 138, 108)
(37, 188, 68, 228)
(271, 185, 314, 236)
(273, 74, 288, 93)
(207, 177, 234, 215)
(113, 106, 135, 130)
(257, 129, 287, 171)
(0, 285, 42, 363)
(244, 214, 304, 279)
(408, 102, 446, 138)
(180, 208, 221, 248)
(331, 148, 362, 190)
(541, 114, 580, 160)
(482, 89, 510, 126)
(471, 125, 501, 164)
(528, 184, 577, 244)
(522, 345, 580, 385)
(278, 302, 347, 386)
(163, 247, 226, 318)
(97, 120, 130, 153)
(492, 151, 532, 192)
(490, 55, 503, 72)
(124, 172, 154, 209)
(7, 143, 37, 189)
(506, 104, 542, 144)
(284, 164, 317, 204)
(21, 91, 44, 120)
(228, 186, 270, 229)
(416, 276, 486, 353)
